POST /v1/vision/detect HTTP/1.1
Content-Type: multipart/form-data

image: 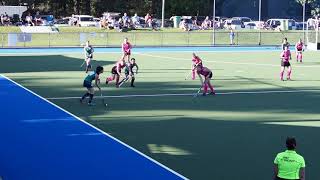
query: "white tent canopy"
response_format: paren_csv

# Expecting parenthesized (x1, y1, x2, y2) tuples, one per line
(0, 6, 27, 17)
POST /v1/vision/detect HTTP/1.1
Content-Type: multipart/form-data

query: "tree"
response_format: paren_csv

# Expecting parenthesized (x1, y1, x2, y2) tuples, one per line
(296, 0, 320, 17)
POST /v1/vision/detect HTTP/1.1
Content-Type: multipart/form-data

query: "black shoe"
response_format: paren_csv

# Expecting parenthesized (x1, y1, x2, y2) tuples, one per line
(202, 93, 207, 96)
(209, 91, 216, 95)
(131, 84, 135, 87)
(106, 80, 109, 85)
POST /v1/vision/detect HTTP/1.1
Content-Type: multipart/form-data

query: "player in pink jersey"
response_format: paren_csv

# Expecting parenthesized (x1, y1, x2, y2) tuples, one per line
(280, 46, 292, 81)
(106, 57, 127, 88)
(195, 64, 215, 96)
(295, 38, 304, 63)
(191, 53, 203, 80)
(121, 37, 132, 63)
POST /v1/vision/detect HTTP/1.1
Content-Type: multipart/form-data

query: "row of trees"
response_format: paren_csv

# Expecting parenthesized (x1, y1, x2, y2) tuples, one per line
(1, 0, 319, 19)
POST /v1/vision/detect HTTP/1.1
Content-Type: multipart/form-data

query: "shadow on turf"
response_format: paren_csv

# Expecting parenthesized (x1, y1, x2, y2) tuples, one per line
(0, 55, 113, 73)
(89, 117, 320, 180)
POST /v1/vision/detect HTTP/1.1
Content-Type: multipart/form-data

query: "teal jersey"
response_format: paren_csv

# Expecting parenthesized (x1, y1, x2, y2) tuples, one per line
(84, 72, 96, 82)
(84, 46, 94, 57)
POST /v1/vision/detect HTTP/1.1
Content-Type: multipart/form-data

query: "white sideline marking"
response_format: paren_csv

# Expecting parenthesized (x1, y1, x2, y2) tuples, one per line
(46, 89, 320, 100)
(0, 74, 188, 180)
(136, 53, 320, 68)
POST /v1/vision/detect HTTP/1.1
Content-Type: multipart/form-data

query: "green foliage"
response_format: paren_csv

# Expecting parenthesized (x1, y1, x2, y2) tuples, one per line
(295, 0, 320, 16)
(1, 0, 319, 18)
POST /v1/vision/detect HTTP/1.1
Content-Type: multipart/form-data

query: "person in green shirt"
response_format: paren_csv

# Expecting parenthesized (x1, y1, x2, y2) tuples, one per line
(274, 137, 305, 180)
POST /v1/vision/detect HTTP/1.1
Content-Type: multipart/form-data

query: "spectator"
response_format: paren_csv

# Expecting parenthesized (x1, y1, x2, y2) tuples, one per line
(132, 13, 140, 28)
(274, 137, 305, 180)
(101, 16, 107, 29)
(229, 29, 235, 45)
(35, 11, 41, 26)
(70, 14, 77, 26)
(25, 13, 34, 26)
(1, 12, 10, 26)
(145, 13, 152, 27)
(122, 13, 130, 28)
(201, 16, 212, 30)
(192, 17, 199, 30)
(180, 19, 190, 31)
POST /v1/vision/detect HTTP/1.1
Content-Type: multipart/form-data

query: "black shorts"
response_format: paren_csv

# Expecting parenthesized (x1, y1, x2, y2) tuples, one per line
(86, 54, 93, 59)
(83, 80, 92, 88)
(111, 66, 119, 74)
(125, 68, 134, 76)
(206, 72, 213, 79)
(281, 61, 291, 67)
(124, 51, 131, 56)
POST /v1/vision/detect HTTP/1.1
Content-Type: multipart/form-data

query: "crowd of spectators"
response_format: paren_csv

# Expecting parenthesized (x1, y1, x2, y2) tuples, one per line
(99, 12, 158, 31)
(0, 11, 54, 26)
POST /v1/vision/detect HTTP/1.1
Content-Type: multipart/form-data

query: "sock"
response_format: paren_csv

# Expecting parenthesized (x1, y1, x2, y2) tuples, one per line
(209, 84, 215, 92)
(192, 70, 195, 80)
(88, 94, 94, 103)
(81, 92, 89, 100)
(131, 77, 135, 86)
(203, 84, 208, 94)
(280, 71, 284, 80)
(116, 76, 120, 85)
(299, 53, 302, 62)
(287, 70, 292, 79)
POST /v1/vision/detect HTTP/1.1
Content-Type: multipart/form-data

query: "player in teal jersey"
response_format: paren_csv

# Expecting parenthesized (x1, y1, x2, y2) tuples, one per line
(84, 41, 94, 73)
(80, 66, 104, 106)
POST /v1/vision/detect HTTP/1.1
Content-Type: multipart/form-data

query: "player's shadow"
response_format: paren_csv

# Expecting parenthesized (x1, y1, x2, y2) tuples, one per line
(0, 55, 113, 73)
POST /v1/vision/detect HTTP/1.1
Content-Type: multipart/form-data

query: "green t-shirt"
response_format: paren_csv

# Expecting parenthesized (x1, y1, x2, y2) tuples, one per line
(274, 150, 305, 179)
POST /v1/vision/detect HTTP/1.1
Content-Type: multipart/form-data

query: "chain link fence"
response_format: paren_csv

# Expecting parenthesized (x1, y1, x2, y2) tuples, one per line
(0, 31, 308, 48)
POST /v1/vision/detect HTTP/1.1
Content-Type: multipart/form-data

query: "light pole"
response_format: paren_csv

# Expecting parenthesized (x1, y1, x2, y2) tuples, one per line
(258, 0, 262, 45)
(212, 0, 216, 45)
(161, 0, 165, 28)
(303, 1, 306, 42)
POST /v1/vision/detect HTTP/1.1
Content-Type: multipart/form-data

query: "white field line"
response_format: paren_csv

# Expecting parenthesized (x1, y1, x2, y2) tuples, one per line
(46, 89, 320, 100)
(136, 52, 320, 68)
(0, 74, 188, 180)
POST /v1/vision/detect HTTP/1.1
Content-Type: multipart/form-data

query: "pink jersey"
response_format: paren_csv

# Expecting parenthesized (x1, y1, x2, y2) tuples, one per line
(116, 61, 126, 71)
(197, 66, 211, 77)
(281, 50, 291, 62)
(192, 56, 202, 65)
(122, 42, 132, 52)
(296, 42, 303, 51)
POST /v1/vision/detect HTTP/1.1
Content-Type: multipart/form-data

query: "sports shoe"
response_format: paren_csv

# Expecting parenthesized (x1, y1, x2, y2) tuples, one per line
(105, 80, 109, 85)
(88, 102, 96, 106)
(202, 93, 207, 96)
(130, 84, 135, 87)
(209, 91, 216, 95)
